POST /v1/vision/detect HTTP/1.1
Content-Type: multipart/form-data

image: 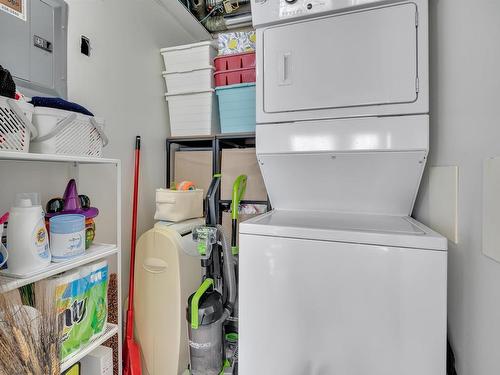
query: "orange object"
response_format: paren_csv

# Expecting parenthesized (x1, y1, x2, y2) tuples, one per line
(176, 181, 195, 191)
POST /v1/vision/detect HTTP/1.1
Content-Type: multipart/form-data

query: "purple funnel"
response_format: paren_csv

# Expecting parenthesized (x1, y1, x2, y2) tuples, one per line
(46, 179, 99, 219)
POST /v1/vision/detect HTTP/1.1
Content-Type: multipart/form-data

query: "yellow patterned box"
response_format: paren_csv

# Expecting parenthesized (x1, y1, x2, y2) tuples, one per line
(218, 31, 256, 55)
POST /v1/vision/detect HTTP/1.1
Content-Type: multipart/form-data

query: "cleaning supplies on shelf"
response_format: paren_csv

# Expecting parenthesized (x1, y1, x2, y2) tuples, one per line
(30, 106, 108, 157)
(154, 188, 204, 223)
(49, 214, 86, 262)
(53, 260, 109, 360)
(46, 179, 99, 250)
(6, 193, 51, 275)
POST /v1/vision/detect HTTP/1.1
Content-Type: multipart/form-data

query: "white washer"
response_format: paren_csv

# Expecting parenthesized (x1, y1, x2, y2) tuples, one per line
(239, 211, 447, 375)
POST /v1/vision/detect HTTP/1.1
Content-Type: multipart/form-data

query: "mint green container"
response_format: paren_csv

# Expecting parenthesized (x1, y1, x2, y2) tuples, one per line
(215, 83, 256, 133)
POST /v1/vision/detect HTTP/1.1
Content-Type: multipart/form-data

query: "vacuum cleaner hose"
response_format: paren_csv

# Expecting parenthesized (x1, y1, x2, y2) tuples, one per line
(217, 224, 237, 314)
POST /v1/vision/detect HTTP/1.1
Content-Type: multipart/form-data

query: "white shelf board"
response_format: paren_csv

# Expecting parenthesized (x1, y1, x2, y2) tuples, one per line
(60, 323, 118, 372)
(0, 243, 118, 292)
(0, 150, 120, 165)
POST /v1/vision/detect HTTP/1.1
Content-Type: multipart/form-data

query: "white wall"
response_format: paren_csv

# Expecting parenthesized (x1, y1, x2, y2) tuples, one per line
(64, 0, 208, 298)
(414, 1, 500, 374)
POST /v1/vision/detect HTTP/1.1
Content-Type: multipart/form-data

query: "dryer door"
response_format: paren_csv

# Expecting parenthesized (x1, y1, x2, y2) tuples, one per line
(259, 2, 425, 122)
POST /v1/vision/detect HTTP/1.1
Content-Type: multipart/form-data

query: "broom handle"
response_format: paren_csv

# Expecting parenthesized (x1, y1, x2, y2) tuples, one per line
(126, 136, 141, 338)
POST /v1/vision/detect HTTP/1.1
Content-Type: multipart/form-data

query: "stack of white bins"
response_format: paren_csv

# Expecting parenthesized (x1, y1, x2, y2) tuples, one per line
(161, 41, 220, 137)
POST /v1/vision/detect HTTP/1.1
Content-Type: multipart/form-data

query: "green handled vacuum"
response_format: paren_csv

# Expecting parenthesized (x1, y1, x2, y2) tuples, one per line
(186, 175, 246, 375)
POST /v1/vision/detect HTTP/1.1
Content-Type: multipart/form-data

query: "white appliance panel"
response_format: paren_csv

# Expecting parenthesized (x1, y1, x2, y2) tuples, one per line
(239, 233, 447, 375)
(263, 3, 417, 113)
(255, 0, 429, 123)
(251, 0, 402, 27)
(239, 210, 447, 250)
(258, 150, 426, 215)
(256, 116, 429, 154)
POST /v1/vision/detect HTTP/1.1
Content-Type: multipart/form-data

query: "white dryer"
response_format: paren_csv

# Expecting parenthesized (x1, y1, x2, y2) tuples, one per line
(239, 0, 447, 373)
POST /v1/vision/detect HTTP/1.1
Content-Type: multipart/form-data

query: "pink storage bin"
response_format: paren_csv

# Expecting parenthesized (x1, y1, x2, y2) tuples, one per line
(214, 67, 256, 87)
(214, 52, 256, 72)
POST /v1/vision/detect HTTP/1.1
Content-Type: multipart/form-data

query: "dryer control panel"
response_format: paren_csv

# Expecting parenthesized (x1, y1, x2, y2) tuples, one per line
(251, 0, 401, 27)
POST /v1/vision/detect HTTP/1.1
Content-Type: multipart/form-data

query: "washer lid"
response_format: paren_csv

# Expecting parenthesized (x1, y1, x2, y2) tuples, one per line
(239, 210, 447, 251)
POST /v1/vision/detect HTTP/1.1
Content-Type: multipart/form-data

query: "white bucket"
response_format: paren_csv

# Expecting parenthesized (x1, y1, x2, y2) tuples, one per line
(154, 189, 204, 223)
(165, 90, 220, 137)
(162, 67, 215, 94)
(161, 41, 217, 74)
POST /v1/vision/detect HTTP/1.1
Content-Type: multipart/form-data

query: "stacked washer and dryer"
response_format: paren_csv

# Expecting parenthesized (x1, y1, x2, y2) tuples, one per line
(239, 1, 447, 374)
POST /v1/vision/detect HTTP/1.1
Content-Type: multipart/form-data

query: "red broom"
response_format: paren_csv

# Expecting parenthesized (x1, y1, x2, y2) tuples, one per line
(123, 136, 142, 375)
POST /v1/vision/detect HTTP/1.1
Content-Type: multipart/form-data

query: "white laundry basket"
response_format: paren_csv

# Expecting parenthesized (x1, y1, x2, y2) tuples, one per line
(154, 189, 204, 223)
(162, 67, 215, 93)
(165, 90, 220, 137)
(30, 107, 108, 157)
(161, 41, 217, 73)
(0, 96, 37, 153)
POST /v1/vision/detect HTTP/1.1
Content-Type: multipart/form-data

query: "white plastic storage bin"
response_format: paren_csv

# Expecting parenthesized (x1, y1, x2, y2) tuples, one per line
(0, 96, 37, 153)
(165, 90, 220, 137)
(162, 67, 215, 93)
(154, 188, 204, 223)
(30, 107, 108, 157)
(161, 41, 217, 74)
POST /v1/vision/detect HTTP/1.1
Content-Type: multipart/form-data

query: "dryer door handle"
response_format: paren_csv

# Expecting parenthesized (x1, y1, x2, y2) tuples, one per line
(279, 52, 292, 86)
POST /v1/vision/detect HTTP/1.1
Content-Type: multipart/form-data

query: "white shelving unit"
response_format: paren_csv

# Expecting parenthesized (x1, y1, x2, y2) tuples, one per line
(0, 151, 122, 374)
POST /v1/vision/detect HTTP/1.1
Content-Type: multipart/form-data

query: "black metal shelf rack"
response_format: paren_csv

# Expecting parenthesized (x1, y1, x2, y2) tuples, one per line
(166, 132, 269, 223)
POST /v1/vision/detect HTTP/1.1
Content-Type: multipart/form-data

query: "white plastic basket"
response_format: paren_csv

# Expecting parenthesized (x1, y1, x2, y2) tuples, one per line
(30, 107, 108, 157)
(161, 41, 217, 74)
(154, 188, 204, 223)
(165, 90, 220, 137)
(162, 66, 215, 93)
(0, 96, 37, 153)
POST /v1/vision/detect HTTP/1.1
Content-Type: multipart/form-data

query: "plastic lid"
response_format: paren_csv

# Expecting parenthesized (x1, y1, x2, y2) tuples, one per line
(15, 193, 40, 207)
(49, 214, 85, 234)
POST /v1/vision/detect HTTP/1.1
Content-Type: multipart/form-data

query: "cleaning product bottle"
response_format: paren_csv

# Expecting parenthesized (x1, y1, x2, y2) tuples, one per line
(7, 193, 51, 275)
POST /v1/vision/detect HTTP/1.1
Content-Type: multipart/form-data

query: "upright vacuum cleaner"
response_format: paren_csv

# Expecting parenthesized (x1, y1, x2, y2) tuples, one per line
(186, 175, 246, 375)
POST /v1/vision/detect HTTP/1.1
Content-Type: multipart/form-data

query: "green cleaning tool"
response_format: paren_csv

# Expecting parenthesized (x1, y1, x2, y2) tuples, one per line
(230, 175, 247, 255)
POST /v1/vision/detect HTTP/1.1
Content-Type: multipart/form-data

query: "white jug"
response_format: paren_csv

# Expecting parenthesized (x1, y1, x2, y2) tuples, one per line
(7, 198, 51, 275)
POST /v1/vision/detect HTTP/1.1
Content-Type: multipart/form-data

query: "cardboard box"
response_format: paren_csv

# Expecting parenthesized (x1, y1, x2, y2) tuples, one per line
(174, 151, 213, 196)
(221, 148, 267, 201)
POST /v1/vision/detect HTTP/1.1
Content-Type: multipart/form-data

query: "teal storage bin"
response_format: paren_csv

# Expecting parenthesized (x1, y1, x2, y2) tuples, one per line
(216, 83, 256, 133)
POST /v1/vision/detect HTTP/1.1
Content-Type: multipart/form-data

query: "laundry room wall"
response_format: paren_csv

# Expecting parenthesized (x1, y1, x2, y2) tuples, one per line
(64, 0, 209, 298)
(414, 0, 500, 373)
